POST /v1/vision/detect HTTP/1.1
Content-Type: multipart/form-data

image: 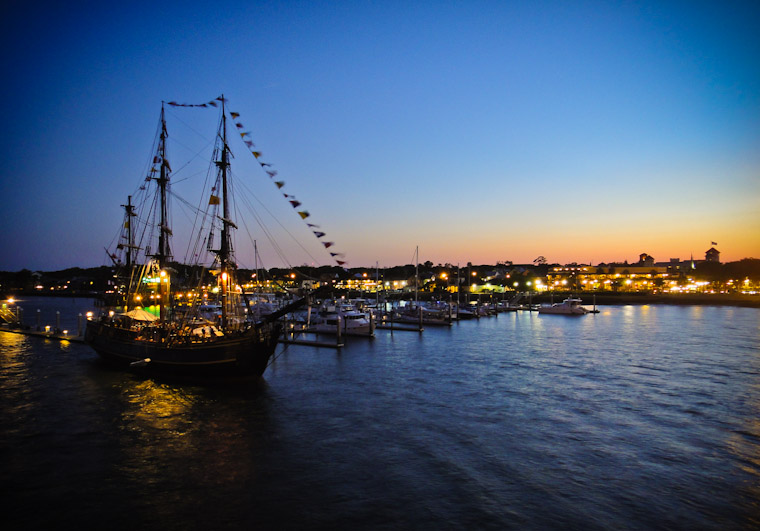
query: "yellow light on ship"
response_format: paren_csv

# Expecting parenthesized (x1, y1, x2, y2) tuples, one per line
(221, 272, 228, 282)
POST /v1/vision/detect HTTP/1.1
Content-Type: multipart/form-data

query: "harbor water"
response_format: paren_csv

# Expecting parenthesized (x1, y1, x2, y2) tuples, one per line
(2, 297, 759, 529)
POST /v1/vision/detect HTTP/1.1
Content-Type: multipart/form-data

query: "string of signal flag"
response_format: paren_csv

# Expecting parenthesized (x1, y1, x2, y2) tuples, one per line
(167, 96, 347, 267)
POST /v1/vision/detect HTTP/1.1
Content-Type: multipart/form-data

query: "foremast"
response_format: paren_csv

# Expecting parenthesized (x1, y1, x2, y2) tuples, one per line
(118, 195, 140, 311)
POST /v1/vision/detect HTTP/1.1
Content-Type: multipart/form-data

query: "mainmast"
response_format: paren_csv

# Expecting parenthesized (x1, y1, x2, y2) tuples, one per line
(156, 104, 172, 269)
(150, 104, 172, 322)
(216, 96, 236, 330)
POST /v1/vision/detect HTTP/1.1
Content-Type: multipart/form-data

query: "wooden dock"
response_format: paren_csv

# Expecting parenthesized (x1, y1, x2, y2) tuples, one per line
(0, 326, 85, 343)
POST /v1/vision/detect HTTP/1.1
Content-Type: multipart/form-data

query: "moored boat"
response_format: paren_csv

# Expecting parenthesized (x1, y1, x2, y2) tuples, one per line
(310, 300, 373, 336)
(537, 297, 589, 315)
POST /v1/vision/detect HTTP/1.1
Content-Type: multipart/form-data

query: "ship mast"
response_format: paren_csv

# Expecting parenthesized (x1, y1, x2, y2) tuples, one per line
(156, 104, 172, 269)
(120, 195, 137, 268)
(152, 104, 172, 321)
(217, 96, 235, 330)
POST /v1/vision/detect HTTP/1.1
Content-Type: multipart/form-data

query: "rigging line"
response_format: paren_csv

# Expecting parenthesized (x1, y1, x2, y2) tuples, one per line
(165, 142, 214, 181)
(266, 342, 292, 369)
(231, 167, 323, 266)
(130, 111, 164, 200)
(237, 190, 292, 268)
(231, 175, 298, 269)
(164, 105, 221, 147)
(231, 179, 285, 272)
(169, 190, 205, 218)
(181, 156, 218, 264)
(226, 170, 290, 266)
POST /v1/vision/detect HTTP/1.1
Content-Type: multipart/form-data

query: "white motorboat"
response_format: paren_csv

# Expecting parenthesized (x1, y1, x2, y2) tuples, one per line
(538, 297, 589, 315)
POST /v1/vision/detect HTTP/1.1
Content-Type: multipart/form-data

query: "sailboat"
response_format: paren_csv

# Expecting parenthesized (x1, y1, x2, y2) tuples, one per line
(85, 99, 310, 378)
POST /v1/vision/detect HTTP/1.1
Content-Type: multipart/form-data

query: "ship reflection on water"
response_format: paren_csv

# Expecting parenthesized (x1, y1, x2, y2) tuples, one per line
(108, 378, 274, 527)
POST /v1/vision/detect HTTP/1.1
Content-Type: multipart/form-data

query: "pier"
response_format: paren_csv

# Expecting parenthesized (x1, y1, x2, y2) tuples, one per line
(0, 326, 85, 343)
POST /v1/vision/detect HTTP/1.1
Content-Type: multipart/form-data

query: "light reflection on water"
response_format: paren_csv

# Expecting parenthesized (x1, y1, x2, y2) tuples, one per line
(1, 300, 760, 529)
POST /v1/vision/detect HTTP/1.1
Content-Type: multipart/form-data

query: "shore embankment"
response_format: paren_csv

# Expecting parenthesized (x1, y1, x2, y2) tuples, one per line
(380, 291, 760, 308)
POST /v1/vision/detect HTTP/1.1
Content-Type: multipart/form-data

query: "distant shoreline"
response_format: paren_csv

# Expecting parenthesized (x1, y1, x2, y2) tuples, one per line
(4, 290, 759, 309)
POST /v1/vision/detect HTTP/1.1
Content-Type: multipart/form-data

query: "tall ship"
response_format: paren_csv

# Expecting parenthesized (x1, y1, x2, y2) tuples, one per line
(86, 98, 306, 378)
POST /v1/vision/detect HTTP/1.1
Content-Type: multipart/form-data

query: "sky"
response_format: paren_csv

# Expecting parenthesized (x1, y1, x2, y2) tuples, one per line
(1, 0, 758, 272)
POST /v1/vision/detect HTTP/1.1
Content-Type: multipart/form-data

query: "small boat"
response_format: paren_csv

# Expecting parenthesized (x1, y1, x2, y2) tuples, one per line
(538, 297, 589, 315)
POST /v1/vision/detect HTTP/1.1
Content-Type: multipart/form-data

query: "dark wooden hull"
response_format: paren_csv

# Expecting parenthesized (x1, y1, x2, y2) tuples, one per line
(85, 320, 282, 379)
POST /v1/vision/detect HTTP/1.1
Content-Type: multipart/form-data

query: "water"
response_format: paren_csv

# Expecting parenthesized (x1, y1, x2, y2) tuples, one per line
(2, 297, 759, 529)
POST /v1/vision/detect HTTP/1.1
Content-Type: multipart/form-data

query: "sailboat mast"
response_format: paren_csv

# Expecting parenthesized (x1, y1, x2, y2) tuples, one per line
(415, 246, 419, 305)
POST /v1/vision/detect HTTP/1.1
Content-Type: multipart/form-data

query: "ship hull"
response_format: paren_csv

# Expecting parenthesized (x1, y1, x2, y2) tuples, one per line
(85, 320, 282, 379)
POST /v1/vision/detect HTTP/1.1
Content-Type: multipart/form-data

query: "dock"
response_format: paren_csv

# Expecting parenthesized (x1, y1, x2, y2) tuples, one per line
(280, 337, 344, 349)
(375, 324, 423, 332)
(0, 326, 85, 343)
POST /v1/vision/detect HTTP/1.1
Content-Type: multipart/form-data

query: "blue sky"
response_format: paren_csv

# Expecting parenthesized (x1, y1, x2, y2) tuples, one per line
(1, 1, 758, 271)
